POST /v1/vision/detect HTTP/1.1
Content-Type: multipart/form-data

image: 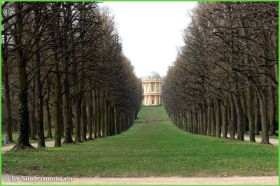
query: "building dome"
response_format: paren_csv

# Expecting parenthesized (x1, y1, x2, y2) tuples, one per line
(143, 71, 161, 80)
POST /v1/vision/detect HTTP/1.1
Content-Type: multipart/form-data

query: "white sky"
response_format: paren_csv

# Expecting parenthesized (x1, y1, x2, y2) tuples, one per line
(101, 2, 197, 77)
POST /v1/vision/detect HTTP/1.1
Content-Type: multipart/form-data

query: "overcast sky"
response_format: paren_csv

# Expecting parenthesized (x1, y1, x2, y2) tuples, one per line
(101, 2, 197, 78)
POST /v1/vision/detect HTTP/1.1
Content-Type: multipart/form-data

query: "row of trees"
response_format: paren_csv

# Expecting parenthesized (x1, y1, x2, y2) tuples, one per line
(2, 2, 143, 149)
(162, 2, 278, 144)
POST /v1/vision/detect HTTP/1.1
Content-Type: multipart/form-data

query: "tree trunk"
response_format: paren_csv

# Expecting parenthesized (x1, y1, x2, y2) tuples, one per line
(81, 95, 87, 141)
(215, 100, 222, 137)
(222, 98, 228, 138)
(14, 3, 33, 148)
(54, 63, 61, 147)
(88, 89, 94, 140)
(114, 105, 117, 135)
(246, 86, 255, 142)
(254, 91, 260, 135)
(46, 96, 52, 138)
(269, 86, 277, 136)
(207, 100, 211, 136)
(62, 2, 73, 144)
(258, 91, 270, 144)
(60, 97, 64, 137)
(233, 94, 244, 141)
(202, 105, 207, 135)
(30, 79, 37, 140)
(63, 74, 74, 143)
(94, 89, 98, 138)
(74, 95, 82, 143)
(35, 51, 45, 147)
(34, 8, 45, 147)
(229, 95, 236, 140)
(210, 100, 216, 137)
(3, 25, 13, 143)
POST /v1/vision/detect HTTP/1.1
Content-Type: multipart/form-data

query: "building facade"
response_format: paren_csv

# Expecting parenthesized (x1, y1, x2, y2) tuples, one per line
(142, 71, 162, 106)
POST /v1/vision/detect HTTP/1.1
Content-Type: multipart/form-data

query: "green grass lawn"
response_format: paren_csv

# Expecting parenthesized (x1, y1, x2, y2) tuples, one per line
(137, 106, 169, 122)
(2, 106, 278, 177)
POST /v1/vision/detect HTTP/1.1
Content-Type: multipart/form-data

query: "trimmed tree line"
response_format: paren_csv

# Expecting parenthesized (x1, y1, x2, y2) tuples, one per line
(162, 2, 278, 144)
(2, 2, 143, 149)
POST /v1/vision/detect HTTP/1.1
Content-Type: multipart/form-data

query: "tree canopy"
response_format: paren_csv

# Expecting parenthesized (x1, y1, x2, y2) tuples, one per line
(162, 2, 278, 144)
(2, 2, 143, 148)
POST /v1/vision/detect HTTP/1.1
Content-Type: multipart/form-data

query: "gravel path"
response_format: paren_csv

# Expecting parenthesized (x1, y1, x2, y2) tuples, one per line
(225, 135, 278, 145)
(1, 174, 278, 185)
(243, 136, 278, 145)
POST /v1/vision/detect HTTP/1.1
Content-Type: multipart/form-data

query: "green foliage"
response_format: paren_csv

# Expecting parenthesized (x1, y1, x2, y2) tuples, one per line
(3, 107, 277, 177)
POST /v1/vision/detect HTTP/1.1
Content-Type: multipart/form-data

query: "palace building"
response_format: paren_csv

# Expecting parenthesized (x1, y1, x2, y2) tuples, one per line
(142, 71, 162, 106)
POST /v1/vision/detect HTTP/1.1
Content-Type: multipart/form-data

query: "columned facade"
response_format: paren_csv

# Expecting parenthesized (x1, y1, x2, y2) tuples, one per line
(142, 72, 162, 106)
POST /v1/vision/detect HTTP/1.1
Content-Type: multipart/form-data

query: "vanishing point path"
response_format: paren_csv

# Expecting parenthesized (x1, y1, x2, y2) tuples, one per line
(2, 107, 278, 184)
